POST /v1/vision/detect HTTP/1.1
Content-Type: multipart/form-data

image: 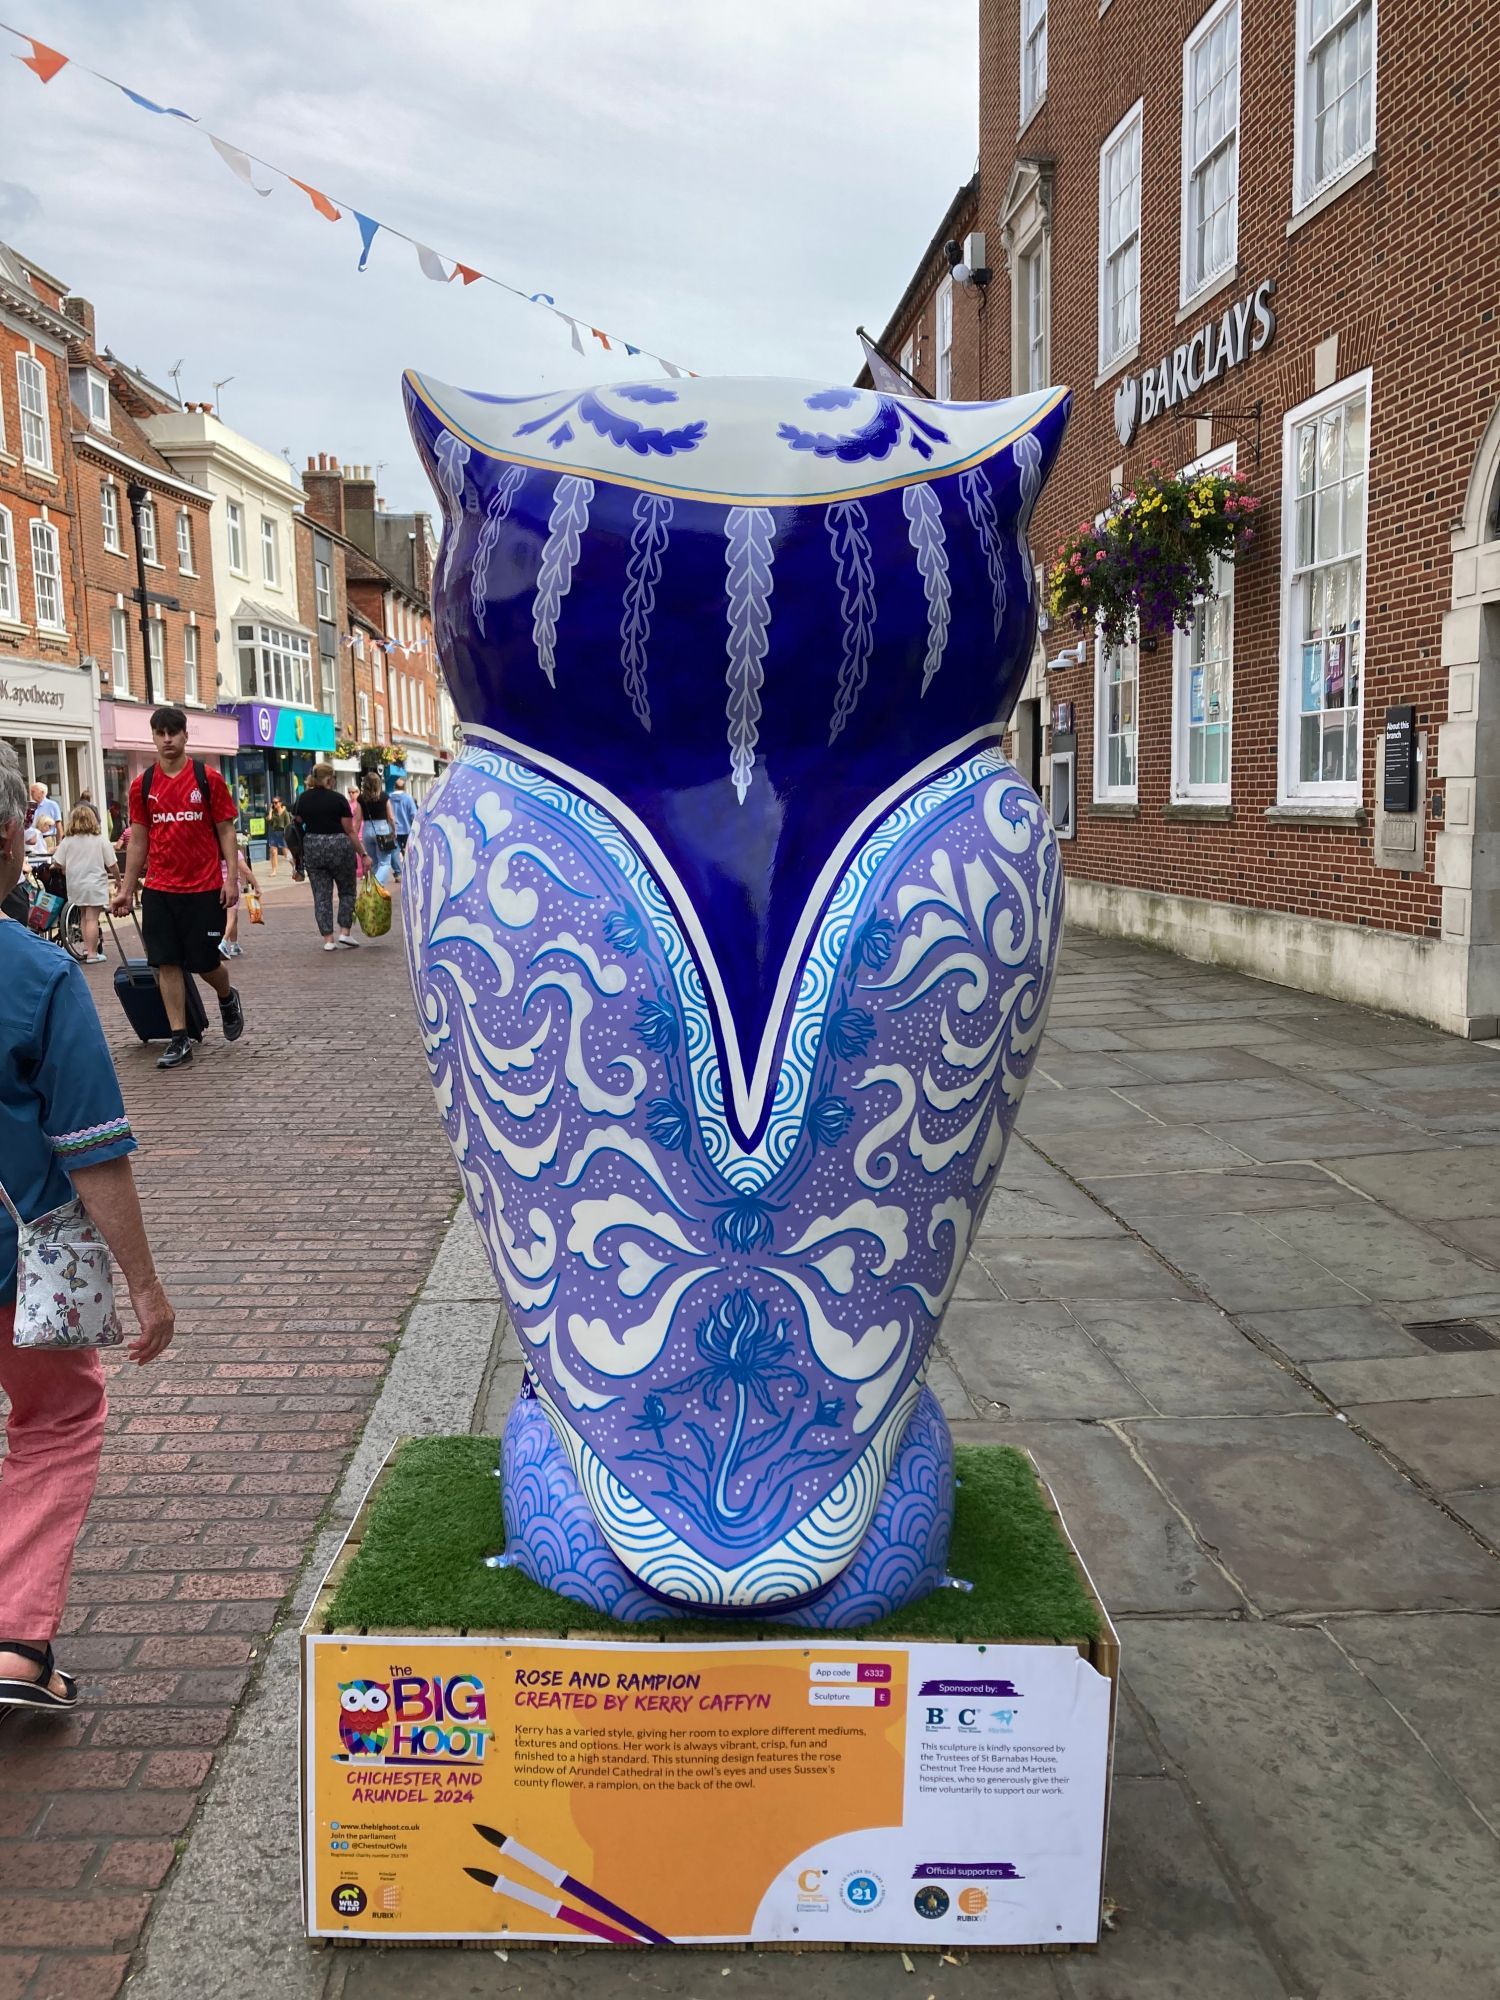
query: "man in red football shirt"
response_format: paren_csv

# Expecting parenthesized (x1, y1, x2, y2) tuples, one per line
(111, 707, 246, 1071)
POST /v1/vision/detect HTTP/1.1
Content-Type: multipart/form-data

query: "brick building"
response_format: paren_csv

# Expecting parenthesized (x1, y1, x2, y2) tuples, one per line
(301, 455, 446, 796)
(57, 296, 232, 828)
(868, 0, 1500, 1036)
(0, 242, 97, 815)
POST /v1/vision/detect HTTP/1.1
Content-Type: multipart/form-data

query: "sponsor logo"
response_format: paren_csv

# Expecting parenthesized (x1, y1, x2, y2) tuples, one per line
(331, 1883, 366, 1918)
(840, 1870, 884, 1913)
(913, 1885, 950, 1920)
(958, 1887, 989, 1917)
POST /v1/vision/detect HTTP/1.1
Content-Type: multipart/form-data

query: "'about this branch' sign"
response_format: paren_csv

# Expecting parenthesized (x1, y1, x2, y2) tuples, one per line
(1114, 279, 1277, 448)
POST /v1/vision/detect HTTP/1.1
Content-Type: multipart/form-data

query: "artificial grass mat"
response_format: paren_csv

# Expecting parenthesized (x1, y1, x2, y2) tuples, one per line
(323, 1434, 1100, 1644)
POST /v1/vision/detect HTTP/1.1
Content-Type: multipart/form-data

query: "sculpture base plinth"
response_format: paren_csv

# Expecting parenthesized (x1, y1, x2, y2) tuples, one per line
(301, 1436, 1119, 1951)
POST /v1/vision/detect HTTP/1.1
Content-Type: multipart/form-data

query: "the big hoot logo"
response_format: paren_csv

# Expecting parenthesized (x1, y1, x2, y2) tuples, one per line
(335, 1671, 492, 1764)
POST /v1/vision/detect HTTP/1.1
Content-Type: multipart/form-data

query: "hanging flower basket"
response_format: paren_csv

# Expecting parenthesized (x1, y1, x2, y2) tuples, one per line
(1048, 463, 1260, 651)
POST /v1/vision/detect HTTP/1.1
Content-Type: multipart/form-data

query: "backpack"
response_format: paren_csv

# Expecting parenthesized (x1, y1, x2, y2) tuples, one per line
(140, 759, 213, 825)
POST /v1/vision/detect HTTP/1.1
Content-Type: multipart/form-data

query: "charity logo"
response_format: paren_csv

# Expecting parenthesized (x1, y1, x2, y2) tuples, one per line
(958, 1886, 989, 1916)
(333, 1670, 491, 1763)
(840, 1870, 885, 1913)
(331, 1883, 367, 1917)
(914, 1885, 951, 1920)
(1114, 373, 1141, 448)
(795, 1866, 829, 1912)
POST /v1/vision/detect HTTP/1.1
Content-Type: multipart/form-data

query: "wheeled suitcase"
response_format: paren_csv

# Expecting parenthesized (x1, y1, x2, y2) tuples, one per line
(107, 912, 208, 1044)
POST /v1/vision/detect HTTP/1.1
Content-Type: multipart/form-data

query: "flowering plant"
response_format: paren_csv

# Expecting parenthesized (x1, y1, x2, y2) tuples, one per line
(1048, 463, 1260, 650)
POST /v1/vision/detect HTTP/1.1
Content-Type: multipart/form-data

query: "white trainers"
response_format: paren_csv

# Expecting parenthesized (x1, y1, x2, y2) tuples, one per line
(323, 941, 337, 952)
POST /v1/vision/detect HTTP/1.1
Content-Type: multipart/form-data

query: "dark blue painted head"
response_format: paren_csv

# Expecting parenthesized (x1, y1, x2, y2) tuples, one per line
(404, 373, 1069, 1111)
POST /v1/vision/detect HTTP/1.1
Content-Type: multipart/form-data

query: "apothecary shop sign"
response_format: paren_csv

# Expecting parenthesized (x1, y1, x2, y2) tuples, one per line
(1114, 279, 1277, 448)
(0, 661, 95, 729)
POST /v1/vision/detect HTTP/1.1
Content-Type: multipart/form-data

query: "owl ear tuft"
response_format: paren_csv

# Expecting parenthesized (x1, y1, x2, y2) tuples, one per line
(403, 372, 471, 527)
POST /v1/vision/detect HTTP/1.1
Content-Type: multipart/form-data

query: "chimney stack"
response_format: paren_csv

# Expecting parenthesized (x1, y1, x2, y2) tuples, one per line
(303, 454, 347, 535)
(62, 295, 96, 346)
(341, 465, 377, 555)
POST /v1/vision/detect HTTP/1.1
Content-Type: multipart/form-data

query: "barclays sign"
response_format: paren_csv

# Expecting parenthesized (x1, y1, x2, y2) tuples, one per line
(1114, 279, 1277, 448)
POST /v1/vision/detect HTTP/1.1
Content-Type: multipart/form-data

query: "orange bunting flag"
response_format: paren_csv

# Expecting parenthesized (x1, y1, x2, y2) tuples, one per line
(290, 178, 341, 222)
(452, 263, 482, 286)
(14, 34, 67, 83)
(591, 328, 612, 351)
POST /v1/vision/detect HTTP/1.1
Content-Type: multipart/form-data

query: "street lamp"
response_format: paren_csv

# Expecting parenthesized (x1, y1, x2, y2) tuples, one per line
(125, 480, 158, 705)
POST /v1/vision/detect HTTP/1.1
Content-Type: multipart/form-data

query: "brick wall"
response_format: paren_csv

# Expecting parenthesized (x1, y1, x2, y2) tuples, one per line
(872, 0, 1500, 945)
(0, 320, 84, 666)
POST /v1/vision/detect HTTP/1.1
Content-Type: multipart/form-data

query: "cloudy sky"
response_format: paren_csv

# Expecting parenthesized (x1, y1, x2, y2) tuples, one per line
(1, 2, 976, 515)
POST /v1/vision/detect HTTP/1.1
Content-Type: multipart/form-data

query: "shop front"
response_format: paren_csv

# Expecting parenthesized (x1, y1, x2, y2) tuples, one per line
(99, 700, 240, 843)
(394, 743, 439, 801)
(219, 698, 336, 854)
(1, 656, 103, 829)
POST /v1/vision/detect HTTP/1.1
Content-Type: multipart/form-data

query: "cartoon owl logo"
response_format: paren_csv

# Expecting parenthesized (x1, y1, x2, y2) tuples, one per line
(338, 1679, 392, 1757)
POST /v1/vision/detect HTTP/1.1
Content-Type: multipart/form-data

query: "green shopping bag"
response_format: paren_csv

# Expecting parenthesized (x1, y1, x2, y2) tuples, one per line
(355, 875, 392, 938)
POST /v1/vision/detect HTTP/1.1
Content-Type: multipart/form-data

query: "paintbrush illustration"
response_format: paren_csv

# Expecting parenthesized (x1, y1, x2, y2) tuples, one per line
(472, 1823, 670, 1944)
(462, 1865, 643, 1945)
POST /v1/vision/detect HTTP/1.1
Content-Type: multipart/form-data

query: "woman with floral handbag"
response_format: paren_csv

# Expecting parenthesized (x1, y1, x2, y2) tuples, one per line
(0, 744, 176, 1714)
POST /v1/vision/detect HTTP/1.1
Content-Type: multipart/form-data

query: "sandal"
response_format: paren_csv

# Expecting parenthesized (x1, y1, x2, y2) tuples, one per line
(0, 1641, 79, 1712)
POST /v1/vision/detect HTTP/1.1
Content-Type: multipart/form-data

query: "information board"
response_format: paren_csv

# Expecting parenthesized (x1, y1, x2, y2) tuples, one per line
(304, 1635, 1112, 1947)
(1384, 704, 1417, 813)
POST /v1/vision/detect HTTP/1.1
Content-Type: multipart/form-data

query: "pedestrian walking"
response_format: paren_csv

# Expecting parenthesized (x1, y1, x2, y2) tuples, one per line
(219, 838, 260, 959)
(0, 742, 176, 1714)
(266, 797, 291, 877)
(109, 704, 247, 1072)
(388, 776, 417, 861)
(295, 763, 361, 952)
(357, 771, 400, 885)
(51, 802, 119, 962)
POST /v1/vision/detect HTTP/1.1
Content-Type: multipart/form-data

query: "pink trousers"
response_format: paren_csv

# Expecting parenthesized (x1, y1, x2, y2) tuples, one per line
(0, 1302, 108, 1642)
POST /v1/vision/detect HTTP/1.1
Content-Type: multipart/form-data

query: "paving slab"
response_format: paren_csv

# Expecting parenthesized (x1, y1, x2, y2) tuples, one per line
(1032, 1124, 1260, 1179)
(1113, 1213, 1366, 1311)
(1341, 1396, 1500, 1492)
(1124, 1415, 1500, 1612)
(1086, 1163, 1359, 1221)
(1116, 1077, 1347, 1126)
(1015, 1085, 1157, 1135)
(969, 1235, 1187, 1304)
(1032, 1051, 1154, 1087)
(1056, 1778, 1287, 2000)
(1110, 1045, 1289, 1082)
(1201, 1111, 1446, 1161)
(1430, 1216, 1500, 1262)
(1112, 1682, 1167, 1776)
(940, 1302, 1151, 1419)
(338, 1942, 1067, 2000)
(1123, 1621, 1500, 2000)
(1326, 1147, 1500, 1223)
(973, 1168, 1122, 1239)
(1065, 1302, 1308, 1416)
(1255, 1206, 1500, 1304)
(979, 1419, 1245, 1614)
(1236, 1305, 1425, 1363)
(1449, 1488, 1500, 1541)
(1115, 1019, 1297, 1050)
(1309, 1350, 1500, 1406)
(1330, 1614, 1500, 1826)
(418, 1208, 502, 1301)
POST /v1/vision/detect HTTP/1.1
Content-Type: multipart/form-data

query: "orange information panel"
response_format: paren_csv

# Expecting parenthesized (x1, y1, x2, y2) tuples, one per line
(303, 1635, 1112, 1947)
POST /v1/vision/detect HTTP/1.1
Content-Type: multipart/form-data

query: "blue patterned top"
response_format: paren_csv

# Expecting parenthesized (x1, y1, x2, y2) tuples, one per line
(0, 922, 136, 1303)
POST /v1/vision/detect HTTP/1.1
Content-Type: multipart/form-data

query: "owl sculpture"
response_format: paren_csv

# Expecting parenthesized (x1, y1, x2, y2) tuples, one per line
(404, 373, 1069, 1628)
(338, 1679, 392, 1756)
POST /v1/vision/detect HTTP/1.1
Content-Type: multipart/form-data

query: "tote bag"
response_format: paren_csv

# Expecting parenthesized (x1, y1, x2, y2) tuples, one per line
(0, 1175, 123, 1350)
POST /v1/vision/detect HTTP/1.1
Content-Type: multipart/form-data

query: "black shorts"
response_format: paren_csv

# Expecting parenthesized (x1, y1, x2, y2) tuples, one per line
(141, 887, 224, 976)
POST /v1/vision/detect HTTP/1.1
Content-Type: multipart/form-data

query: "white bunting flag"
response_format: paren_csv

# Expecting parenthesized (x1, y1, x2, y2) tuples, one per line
(210, 134, 272, 195)
(414, 242, 450, 282)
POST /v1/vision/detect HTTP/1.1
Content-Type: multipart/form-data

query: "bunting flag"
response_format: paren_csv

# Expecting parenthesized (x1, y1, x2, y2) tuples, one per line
(210, 135, 272, 195)
(289, 176, 341, 222)
(354, 212, 380, 272)
(11, 32, 64, 82)
(118, 84, 195, 119)
(0, 17, 693, 377)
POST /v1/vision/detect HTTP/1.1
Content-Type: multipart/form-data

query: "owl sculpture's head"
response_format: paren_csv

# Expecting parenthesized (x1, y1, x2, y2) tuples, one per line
(402, 373, 1070, 1624)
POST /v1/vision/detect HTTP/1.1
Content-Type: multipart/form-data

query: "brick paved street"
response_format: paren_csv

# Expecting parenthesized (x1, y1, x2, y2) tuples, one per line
(0, 876, 460, 2000)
